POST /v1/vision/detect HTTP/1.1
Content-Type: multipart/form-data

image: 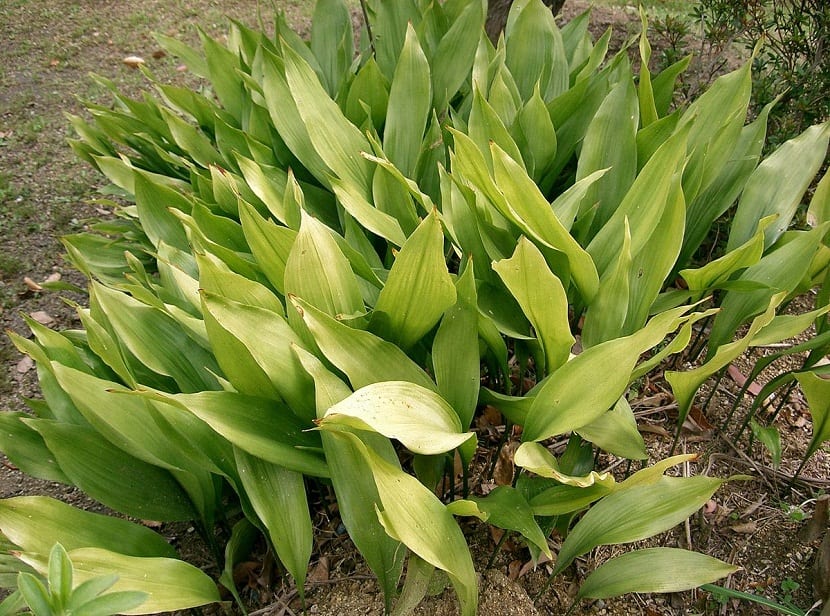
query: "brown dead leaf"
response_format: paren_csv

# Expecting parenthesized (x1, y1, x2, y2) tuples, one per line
(493, 441, 517, 486)
(801, 496, 829, 543)
(507, 559, 522, 581)
(49, 59, 59, 67)
(812, 531, 830, 603)
(688, 404, 714, 431)
(741, 495, 766, 518)
(489, 526, 505, 545)
(478, 405, 502, 428)
(728, 364, 763, 397)
(16, 356, 34, 374)
(23, 277, 42, 292)
(122, 55, 145, 68)
(29, 311, 55, 326)
(140, 519, 163, 528)
(44, 272, 61, 284)
(308, 556, 329, 583)
(151, 49, 166, 59)
(638, 423, 671, 437)
(729, 521, 758, 534)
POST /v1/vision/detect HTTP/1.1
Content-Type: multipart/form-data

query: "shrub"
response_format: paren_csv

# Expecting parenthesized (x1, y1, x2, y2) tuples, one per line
(693, 0, 830, 144)
(0, 0, 828, 613)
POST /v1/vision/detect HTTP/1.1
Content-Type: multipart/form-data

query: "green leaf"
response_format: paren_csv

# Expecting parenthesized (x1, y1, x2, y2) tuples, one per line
(48, 543, 72, 609)
(433, 262, 480, 430)
(25, 420, 196, 522)
(70, 590, 149, 616)
(728, 122, 830, 251)
(488, 142, 600, 301)
(667, 293, 784, 427)
(281, 43, 374, 196)
(795, 371, 830, 460)
(0, 496, 177, 558)
(19, 548, 220, 615)
(505, 0, 568, 101)
(202, 292, 315, 421)
(320, 381, 474, 455)
(750, 420, 782, 468)
(370, 211, 457, 349)
(234, 448, 312, 592)
(0, 413, 71, 484)
(576, 77, 638, 235)
(293, 346, 404, 612)
(310, 0, 352, 97)
(217, 518, 259, 607)
(459, 487, 551, 558)
(17, 573, 50, 616)
(384, 24, 431, 178)
(331, 431, 478, 616)
(708, 226, 828, 354)
(578, 548, 737, 599)
(345, 58, 390, 129)
(577, 397, 647, 460)
(133, 389, 328, 478)
(238, 199, 297, 295)
(524, 305, 690, 441)
(285, 210, 365, 322)
(554, 475, 724, 574)
(493, 237, 574, 374)
(515, 442, 615, 489)
(431, 0, 485, 111)
(294, 297, 437, 391)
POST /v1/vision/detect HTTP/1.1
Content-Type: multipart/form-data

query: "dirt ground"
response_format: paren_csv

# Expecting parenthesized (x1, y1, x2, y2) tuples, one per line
(0, 1, 828, 614)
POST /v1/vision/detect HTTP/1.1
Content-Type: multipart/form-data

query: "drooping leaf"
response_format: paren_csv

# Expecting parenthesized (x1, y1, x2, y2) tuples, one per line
(319, 381, 474, 455)
(795, 371, 830, 460)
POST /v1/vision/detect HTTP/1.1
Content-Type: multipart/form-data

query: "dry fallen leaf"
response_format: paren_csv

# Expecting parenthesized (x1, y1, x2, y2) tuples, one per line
(16, 356, 34, 374)
(812, 530, 829, 602)
(729, 521, 758, 534)
(308, 556, 329, 583)
(23, 277, 43, 292)
(29, 311, 55, 326)
(122, 55, 146, 68)
(44, 272, 61, 284)
(152, 49, 166, 59)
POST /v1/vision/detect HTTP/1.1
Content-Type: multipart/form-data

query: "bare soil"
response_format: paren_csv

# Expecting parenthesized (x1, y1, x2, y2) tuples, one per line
(0, 1, 827, 615)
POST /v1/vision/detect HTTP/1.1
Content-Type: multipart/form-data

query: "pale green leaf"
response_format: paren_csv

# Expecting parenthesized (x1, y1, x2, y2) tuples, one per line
(493, 237, 574, 374)
(332, 431, 478, 616)
(577, 397, 647, 460)
(320, 381, 473, 455)
(293, 297, 436, 391)
(234, 448, 312, 590)
(515, 442, 615, 489)
(19, 548, 219, 615)
(0, 496, 176, 558)
(554, 475, 724, 574)
(578, 548, 737, 599)
(728, 122, 830, 251)
(384, 24, 431, 178)
(370, 211, 457, 349)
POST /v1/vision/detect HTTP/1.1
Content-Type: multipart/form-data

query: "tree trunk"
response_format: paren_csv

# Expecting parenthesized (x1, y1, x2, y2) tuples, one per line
(485, 0, 566, 43)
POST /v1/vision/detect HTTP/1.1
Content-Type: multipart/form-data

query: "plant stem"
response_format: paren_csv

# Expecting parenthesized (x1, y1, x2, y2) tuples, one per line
(358, 0, 376, 57)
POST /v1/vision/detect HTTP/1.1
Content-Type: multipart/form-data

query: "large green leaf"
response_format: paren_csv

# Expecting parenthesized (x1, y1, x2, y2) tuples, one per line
(515, 442, 615, 489)
(431, 0, 485, 111)
(0, 496, 176, 558)
(234, 448, 312, 592)
(727, 122, 830, 251)
(293, 346, 404, 612)
(329, 431, 478, 616)
(576, 397, 647, 460)
(554, 475, 724, 574)
(577, 548, 737, 599)
(25, 420, 196, 522)
(493, 237, 574, 374)
(319, 381, 474, 455)
(135, 389, 328, 478)
(370, 211, 456, 348)
(523, 305, 691, 441)
(310, 0, 352, 97)
(202, 292, 315, 420)
(432, 262, 480, 429)
(0, 413, 70, 484)
(384, 24, 431, 178)
(294, 297, 437, 391)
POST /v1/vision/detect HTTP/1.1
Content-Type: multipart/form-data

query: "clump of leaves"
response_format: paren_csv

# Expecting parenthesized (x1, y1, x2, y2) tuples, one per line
(0, 1, 827, 614)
